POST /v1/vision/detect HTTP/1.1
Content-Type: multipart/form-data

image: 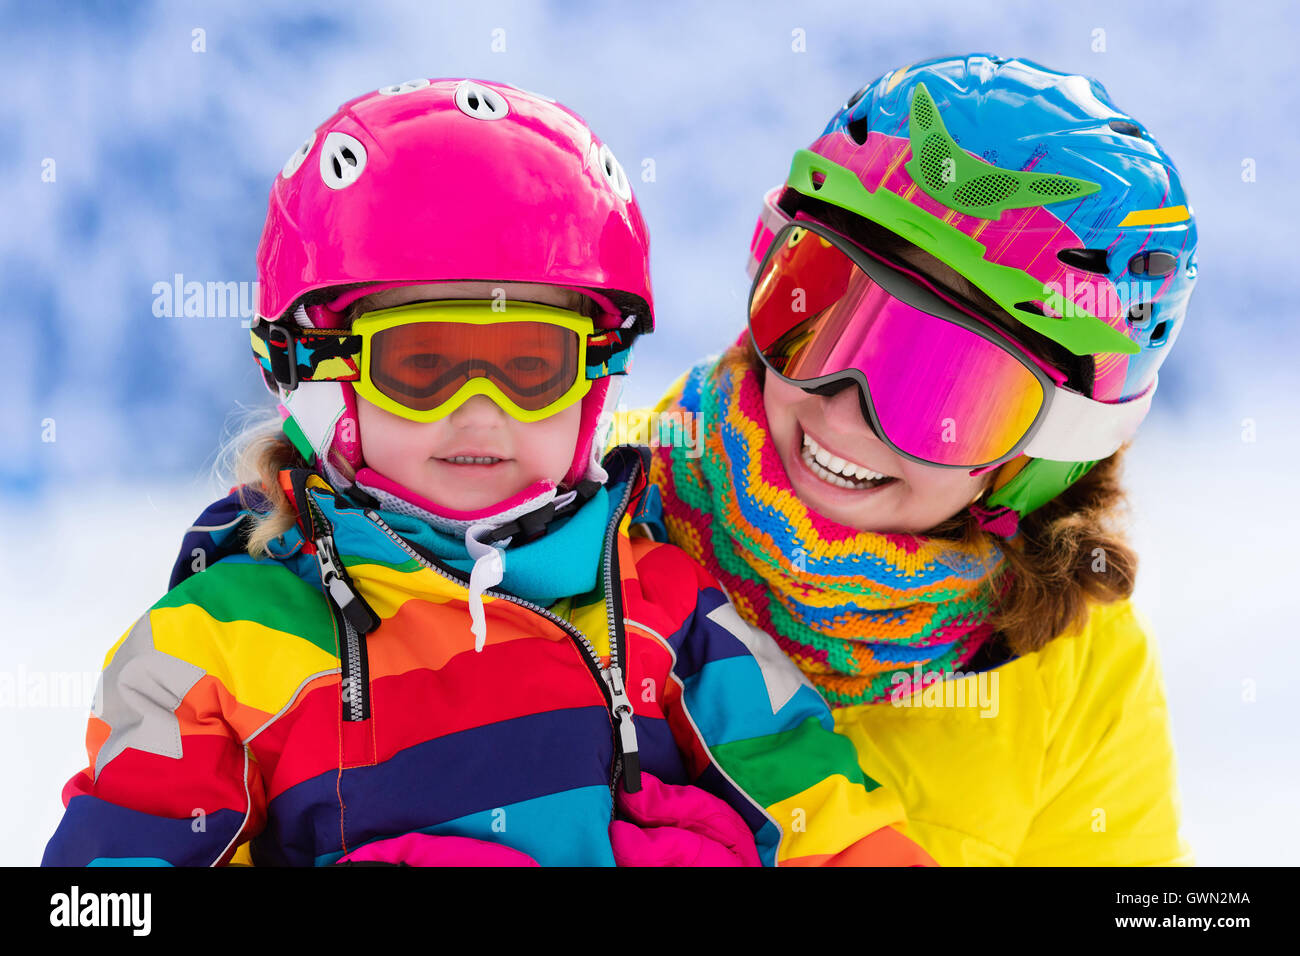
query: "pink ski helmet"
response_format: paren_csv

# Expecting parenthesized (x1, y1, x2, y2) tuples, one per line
(252, 78, 654, 504)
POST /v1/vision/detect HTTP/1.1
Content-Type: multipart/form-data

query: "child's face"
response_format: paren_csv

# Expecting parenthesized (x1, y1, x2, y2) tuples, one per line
(352, 282, 584, 513)
(763, 374, 992, 534)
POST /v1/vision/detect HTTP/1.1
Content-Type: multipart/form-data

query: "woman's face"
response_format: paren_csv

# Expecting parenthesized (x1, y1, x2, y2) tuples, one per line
(762, 373, 993, 534)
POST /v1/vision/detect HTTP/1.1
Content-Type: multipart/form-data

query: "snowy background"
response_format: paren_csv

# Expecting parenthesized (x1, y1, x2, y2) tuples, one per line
(3, 0, 1297, 865)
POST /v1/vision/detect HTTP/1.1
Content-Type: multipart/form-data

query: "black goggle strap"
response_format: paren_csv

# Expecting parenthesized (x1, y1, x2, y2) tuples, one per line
(253, 319, 640, 392)
(250, 321, 362, 391)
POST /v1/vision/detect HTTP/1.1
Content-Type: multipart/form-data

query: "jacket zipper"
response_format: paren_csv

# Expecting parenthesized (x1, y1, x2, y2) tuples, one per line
(600, 467, 641, 793)
(311, 526, 374, 722)
(363, 509, 625, 802)
(340, 615, 367, 721)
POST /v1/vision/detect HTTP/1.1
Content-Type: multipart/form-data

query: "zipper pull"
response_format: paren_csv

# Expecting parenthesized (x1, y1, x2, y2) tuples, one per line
(604, 665, 641, 794)
(314, 533, 381, 635)
(465, 523, 508, 653)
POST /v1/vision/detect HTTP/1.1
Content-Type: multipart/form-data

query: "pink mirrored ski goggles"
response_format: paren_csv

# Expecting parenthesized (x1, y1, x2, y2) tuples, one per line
(749, 217, 1154, 470)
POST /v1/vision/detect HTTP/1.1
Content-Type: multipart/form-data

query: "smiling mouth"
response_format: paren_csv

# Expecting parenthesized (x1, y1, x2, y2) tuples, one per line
(799, 431, 899, 491)
(438, 455, 506, 466)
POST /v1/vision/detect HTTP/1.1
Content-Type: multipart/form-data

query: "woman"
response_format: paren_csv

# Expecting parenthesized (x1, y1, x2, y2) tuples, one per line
(640, 54, 1196, 865)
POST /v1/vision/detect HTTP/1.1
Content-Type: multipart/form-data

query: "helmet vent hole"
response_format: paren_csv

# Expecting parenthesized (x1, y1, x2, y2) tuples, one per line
(377, 79, 429, 96)
(1128, 250, 1178, 277)
(846, 116, 869, 145)
(331, 148, 360, 180)
(319, 131, 367, 190)
(1149, 320, 1170, 345)
(845, 83, 871, 111)
(454, 80, 509, 120)
(334, 149, 357, 177)
(1057, 248, 1110, 274)
(1126, 302, 1152, 326)
(1015, 300, 1062, 319)
(281, 132, 315, 179)
(810, 170, 826, 190)
(597, 143, 631, 201)
(1108, 119, 1143, 138)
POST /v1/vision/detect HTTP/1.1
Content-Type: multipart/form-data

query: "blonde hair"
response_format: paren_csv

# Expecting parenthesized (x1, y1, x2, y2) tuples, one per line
(214, 406, 356, 560)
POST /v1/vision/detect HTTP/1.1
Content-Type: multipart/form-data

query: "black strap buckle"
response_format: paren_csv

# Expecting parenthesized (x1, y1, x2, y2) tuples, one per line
(478, 478, 605, 546)
(265, 322, 299, 391)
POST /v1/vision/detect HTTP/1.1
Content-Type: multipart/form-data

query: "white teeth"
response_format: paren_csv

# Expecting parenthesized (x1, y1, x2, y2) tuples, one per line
(445, 456, 501, 465)
(801, 433, 889, 481)
(802, 443, 869, 489)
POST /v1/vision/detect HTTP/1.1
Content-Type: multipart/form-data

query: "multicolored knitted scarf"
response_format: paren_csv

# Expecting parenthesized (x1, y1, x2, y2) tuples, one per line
(651, 352, 1011, 707)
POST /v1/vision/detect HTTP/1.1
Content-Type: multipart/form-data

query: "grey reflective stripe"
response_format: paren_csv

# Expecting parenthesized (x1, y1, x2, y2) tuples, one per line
(705, 603, 815, 715)
(211, 748, 252, 867)
(244, 669, 340, 745)
(93, 612, 207, 781)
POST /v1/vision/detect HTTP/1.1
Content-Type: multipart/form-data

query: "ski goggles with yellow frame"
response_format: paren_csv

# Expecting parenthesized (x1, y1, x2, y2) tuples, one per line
(250, 299, 635, 423)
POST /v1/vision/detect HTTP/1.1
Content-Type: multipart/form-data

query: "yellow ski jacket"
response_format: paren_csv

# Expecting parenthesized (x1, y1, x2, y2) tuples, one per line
(831, 597, 1193, 865)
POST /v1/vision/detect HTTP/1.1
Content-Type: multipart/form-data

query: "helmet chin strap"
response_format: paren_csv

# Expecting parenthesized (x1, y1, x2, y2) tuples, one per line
(964, 466, 1021, 538)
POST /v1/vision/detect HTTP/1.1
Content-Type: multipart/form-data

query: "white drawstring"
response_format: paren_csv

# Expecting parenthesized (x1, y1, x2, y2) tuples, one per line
(465, 523, 509, 652)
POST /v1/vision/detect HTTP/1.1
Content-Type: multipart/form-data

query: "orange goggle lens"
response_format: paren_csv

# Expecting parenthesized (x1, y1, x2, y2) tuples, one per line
(369, 320, 581, 413)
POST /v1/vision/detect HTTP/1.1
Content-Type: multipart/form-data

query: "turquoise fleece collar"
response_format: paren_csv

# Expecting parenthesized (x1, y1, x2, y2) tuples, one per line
(371, 485, 612, 607)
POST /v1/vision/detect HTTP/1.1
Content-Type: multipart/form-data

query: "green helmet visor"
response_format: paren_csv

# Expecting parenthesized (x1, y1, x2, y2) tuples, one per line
(784, 83, 1138, 357)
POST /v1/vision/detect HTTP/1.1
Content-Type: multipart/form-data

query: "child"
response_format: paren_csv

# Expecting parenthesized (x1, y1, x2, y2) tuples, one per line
(642, 55, 1197, 865)
(41, 78, 932, 867)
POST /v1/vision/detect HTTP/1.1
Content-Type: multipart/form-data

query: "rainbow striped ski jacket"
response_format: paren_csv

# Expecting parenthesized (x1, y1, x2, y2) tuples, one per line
(43, 446, 929, 866)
